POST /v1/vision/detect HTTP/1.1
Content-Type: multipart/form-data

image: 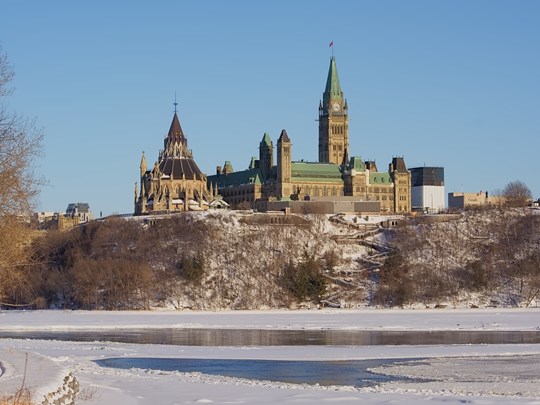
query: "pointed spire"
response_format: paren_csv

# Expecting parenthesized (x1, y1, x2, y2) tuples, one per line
(341, 146, 349, 169)
(324, 57, 343, 103)
(278, 129, 290, 143)
(167, 112, 186, 145)
(140, 151, 147, 176)
(260, 132, 272, 147)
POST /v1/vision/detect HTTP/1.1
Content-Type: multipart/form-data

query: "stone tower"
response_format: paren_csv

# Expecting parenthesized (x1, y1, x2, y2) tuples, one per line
(318, 57, 349, 165)
(277, 129, 292, 199)
(259, 132, 273, 181)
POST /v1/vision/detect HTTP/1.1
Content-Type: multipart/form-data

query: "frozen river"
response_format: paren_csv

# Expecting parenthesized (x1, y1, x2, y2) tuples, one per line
(1, 328, 539, 346)
(2, 309, 540, 404)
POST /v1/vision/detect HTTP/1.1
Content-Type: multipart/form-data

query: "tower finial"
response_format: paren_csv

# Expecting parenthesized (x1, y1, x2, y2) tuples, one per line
(174, 92, 178, 113)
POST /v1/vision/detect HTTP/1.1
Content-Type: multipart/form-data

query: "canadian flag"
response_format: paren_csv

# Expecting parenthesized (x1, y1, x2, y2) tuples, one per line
(329, 41, 334, 47)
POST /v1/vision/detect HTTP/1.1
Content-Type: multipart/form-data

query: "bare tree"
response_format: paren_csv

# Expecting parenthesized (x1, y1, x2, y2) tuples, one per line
(0, 45, 44, 305)
(502, 180, 532, 208)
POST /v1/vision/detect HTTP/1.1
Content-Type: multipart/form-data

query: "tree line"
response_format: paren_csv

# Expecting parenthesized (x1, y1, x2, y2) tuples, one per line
(375, 207, 540, 307)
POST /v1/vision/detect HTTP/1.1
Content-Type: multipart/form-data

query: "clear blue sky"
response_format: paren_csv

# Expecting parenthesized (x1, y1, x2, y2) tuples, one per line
(2, 1, 539, 216)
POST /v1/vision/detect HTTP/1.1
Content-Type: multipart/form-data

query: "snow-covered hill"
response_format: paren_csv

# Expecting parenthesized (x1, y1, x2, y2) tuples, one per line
(25, 207, 540, 310)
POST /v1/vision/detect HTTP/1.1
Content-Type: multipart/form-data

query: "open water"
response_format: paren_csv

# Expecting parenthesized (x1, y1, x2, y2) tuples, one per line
(2, 329, 538, 388)
(95, 357, 406, 387)
(0, 328, 538, 346)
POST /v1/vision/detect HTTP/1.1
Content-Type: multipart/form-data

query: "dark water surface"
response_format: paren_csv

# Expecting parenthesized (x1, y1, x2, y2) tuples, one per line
(0, 328, 538, 346)
(95, 357, 408, 387)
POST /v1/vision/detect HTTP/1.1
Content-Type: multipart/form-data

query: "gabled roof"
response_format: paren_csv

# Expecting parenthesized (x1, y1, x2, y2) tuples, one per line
(370, 171, 392, 185)
(291, 161, 343, 183)
(208, 168, 262, 187)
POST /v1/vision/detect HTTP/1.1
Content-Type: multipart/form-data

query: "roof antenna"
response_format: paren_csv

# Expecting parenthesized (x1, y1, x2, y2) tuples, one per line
(173, 92, 178, 113)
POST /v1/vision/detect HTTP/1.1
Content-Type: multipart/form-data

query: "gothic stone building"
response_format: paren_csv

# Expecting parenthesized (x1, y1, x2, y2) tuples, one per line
(135, 112, 214, 214)
(207, 57, 412, 213)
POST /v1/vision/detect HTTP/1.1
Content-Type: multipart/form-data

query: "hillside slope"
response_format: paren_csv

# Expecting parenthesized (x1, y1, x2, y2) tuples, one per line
(18, 208, 540, 310)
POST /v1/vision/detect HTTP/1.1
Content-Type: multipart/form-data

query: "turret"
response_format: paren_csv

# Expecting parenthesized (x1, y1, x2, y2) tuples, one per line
(277, 129, 292, 199)
(140, 151, 147, 176)
(259, 133, 273, 181)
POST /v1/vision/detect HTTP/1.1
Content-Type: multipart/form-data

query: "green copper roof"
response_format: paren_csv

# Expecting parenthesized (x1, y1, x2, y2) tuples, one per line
(349, 156, 365, 172)
(249, 157, 258, 169)
(291, 162, 343, 183)
(208, 168, 262, 187)
(324, 57, 343, 101)
(260, 132, 272, 147)
(370, 171, 392, 184)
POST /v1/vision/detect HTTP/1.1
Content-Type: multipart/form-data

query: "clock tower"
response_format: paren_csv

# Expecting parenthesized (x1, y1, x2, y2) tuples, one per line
(318, 57, 349, 165)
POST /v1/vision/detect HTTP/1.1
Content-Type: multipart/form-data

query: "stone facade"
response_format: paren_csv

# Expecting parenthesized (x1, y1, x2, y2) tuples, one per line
(448, 191, 503, 209)
(135, 112, 212, 214)
(208, 57, 412, 213)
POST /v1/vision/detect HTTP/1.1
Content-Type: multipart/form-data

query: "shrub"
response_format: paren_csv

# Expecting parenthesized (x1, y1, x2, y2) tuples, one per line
(282, 252, 326, 302)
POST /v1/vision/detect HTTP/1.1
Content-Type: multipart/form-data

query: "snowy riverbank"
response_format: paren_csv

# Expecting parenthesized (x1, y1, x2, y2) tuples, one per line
(1, 309, 540, 404)
(2, 307, 540, 331)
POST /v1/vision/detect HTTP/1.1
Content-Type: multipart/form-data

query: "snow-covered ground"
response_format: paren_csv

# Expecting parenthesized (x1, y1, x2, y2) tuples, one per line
(1, 308, 540, 404)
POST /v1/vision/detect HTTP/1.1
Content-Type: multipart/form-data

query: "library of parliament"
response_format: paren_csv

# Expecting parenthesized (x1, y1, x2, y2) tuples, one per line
(135, 57, 411, 215)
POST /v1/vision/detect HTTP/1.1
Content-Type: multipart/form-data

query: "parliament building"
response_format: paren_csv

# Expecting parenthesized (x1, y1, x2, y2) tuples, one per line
(207, 57, 412, 214)
(136, 57, 411, 215)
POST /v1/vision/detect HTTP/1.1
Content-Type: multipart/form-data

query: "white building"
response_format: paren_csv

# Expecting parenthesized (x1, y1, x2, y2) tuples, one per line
(410, 167, 445, 213)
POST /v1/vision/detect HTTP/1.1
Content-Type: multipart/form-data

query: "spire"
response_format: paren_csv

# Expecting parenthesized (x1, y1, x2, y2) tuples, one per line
(260, 132, 272, 147)
(278, 129, 290, 143)
(166, 112, 186, 146)
(140, 151, 147, 176)
(324, 57, 343, 103)
(341, 146, 349, 169)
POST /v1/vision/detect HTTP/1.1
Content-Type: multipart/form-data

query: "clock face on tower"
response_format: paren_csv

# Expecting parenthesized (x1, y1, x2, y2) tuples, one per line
(332, 102, 340, 112)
